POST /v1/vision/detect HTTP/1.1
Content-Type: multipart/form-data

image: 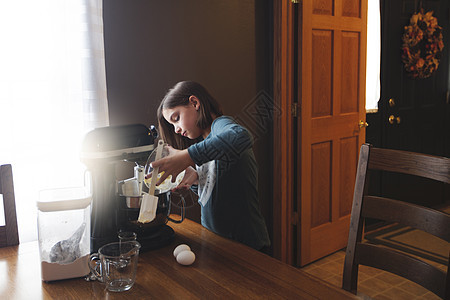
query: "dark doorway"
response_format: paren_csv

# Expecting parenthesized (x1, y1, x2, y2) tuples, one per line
(375, 0, 450, 207)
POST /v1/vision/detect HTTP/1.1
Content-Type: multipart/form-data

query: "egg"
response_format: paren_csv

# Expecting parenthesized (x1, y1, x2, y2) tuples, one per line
(176, 250, 195, 266)
(173, 244, 191, 258)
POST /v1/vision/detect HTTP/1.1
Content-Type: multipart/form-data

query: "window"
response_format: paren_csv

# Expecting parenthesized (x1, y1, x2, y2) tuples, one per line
(366, 0, 381, 111)
(0, 0, 108, 242)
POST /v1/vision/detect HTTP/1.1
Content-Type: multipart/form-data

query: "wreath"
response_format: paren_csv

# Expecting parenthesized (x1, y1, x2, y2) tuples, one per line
(401, 9, 444, 79)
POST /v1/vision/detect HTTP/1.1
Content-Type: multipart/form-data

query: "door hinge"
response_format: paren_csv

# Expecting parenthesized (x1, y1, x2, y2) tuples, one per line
(291, 103, 299, 118)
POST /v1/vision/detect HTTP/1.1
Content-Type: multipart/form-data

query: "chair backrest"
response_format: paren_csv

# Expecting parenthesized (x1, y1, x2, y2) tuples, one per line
(0, 164, 19, 247)
(342, 144, 450, 299)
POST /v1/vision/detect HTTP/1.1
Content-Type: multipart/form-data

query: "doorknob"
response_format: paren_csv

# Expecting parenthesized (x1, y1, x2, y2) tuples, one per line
(358, 120, 369, 128)
(388, 98, 395, 107)
(388, 115, 401, 124)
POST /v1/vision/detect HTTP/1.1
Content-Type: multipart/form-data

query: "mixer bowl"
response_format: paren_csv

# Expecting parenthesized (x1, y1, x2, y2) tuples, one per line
(118, 191, 185, 236)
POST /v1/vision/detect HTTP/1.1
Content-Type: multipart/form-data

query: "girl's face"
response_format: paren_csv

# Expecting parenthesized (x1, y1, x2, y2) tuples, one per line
(162, 96, 205, 139)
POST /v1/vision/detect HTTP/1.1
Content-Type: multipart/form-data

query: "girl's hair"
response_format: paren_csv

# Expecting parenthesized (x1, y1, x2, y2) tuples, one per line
(157, 81, 223, 149)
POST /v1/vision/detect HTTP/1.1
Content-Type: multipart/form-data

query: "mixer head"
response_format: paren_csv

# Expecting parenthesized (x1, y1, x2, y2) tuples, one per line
(80, 124, 157, 166)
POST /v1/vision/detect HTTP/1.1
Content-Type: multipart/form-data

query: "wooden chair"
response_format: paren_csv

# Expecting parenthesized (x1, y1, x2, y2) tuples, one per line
(342, 144, 450, 299)
(0, 164, 19, 247)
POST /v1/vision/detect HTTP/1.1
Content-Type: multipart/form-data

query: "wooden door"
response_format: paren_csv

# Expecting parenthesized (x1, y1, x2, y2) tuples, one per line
(379, 0, 450, 207)
(297, 0, 368, 266)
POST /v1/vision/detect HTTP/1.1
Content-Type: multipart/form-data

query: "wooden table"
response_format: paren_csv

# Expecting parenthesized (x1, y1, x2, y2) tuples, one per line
(0, 218, 360, 299)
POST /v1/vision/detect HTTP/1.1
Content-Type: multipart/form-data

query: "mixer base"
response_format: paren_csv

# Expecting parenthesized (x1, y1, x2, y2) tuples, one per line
(137, 224, 175, 252)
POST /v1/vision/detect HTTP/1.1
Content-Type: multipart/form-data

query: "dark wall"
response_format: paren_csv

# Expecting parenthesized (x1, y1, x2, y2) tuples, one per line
(103, 0, 273, 237)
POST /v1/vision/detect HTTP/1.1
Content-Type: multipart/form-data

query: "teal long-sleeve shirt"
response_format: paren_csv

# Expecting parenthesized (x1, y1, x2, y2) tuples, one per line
(188, 116, 270, 250)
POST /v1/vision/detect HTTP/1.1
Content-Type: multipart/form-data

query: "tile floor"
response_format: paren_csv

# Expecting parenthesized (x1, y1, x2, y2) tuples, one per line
(301, 249, 444, 299)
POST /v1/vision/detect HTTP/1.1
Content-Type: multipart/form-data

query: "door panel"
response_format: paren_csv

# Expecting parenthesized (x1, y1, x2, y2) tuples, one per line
(312, 30, 333, 117)
(311, 142, 332, 228)
(341, 32, 360, 113)
(298, 0, 368, 266)
(313, 0, 333, 15)
(342, 0, 360, 17)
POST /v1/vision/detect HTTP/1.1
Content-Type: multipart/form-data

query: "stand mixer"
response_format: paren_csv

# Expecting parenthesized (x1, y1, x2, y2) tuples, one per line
(80, 124, 185, 252)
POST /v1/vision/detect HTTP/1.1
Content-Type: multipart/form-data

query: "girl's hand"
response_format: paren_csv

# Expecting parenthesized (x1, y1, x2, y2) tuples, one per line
(172, 166, 198, 191)
(150, 146, 194, 186)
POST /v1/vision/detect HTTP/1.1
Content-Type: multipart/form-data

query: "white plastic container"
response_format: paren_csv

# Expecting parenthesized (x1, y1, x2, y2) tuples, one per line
(37, 187, 91, 281)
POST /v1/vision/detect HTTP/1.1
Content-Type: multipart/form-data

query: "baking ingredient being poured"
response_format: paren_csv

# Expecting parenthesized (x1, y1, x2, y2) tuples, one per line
(143, 141, 185, 194)
(138, 140, 164, 223)
(143, 170, 185, 193)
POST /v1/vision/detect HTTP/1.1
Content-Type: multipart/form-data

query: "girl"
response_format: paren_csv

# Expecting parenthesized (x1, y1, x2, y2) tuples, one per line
(151, 81, 270, 251)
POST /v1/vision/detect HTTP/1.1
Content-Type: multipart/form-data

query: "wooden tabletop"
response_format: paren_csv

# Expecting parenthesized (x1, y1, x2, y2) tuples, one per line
(0, 218, 360, 299)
